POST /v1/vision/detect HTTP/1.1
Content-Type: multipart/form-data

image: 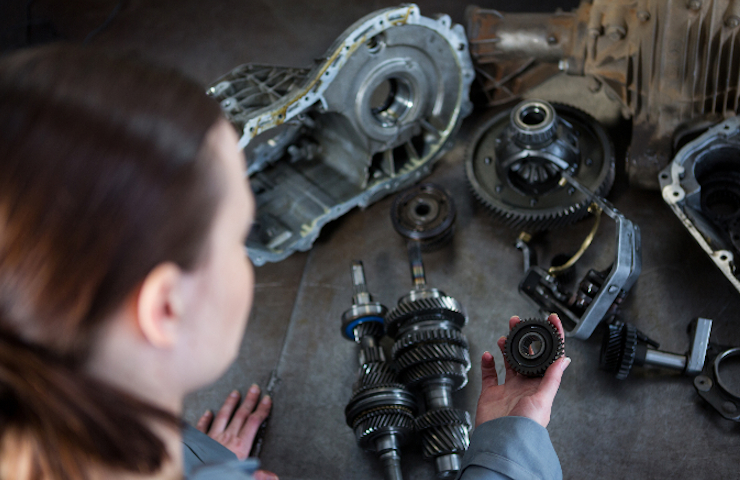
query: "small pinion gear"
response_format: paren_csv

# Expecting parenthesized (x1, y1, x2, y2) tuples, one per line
(504, 318, 564, 376)
(599, 320, 637, 380)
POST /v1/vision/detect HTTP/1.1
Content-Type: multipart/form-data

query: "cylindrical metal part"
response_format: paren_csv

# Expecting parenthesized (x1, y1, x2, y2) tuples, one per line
(466, 10, 574, 63)
(725, 0, 740, 27)
(435, 453, 462, 479)
(644, 349, 687, 371)
(378, 450, 403, 480)
(423, 383, 454, 410)
(603, 5, 627, 40)
(407, 241, 427, 289)
(351, 260, 372, 305)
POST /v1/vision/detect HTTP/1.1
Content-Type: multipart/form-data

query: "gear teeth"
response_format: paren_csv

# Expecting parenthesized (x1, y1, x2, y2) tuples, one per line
(504, 318, 564, 376)
(395, 343, 471, 370)
(385, 296, 467, 336)
(399, 360, 469, 389)
(353, 362, 397, 392)
(353, 410, 416, 444)
(350, 382, 408, 397)
(600, 321, 637, 380)
(359, 346, 385, 365)
(392, 328, 469, 358)
(351, 321, 384, 342)
(465, 102, 616, 232)
(415, 409, 472, 458)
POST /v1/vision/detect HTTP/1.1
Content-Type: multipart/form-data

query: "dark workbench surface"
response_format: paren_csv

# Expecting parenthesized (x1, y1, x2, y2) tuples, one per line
(17, 0, 740, 478)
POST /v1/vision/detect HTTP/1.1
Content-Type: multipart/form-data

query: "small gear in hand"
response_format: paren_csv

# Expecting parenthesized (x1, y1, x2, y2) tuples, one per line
(504, 318, 564, 377)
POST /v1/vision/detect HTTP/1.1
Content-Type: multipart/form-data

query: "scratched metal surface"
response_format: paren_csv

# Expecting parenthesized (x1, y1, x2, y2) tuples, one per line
(25, 0, 740, 478)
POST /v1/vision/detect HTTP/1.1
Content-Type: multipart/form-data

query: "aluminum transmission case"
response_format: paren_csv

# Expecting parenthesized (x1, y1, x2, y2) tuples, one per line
(208, 5, 474, 265)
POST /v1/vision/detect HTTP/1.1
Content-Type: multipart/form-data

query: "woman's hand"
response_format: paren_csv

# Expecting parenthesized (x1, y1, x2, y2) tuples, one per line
(474, 314, 571, 428)
(196, 385, 272, 461)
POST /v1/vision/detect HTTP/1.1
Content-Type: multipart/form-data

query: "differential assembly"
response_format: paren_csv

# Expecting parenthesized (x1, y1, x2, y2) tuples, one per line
(505, 318, 564, 377)
(342, 261, 417, 480)
(208, 5, 474, 265)
(385, 236, 471, 479)
(466, 99, 615, 232)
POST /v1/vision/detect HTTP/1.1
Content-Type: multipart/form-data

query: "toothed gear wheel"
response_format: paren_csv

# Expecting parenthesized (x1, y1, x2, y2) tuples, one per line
(465, 100, 615, 232)
(347, 321, 384, 343)
(391, 183, 457, 252)
(395, 343, 471, 370)
(504, 318, 564, 377)
(392, 328, 469, 358)
(599, 320, 638, 380)
(385, 296, 467, 338)
(399, 360, 469, 390)
(345, 386, 418, 450)
(358, 346, 386, 365)
(353, 362, 398, 391)
(415, 408, 471, 458)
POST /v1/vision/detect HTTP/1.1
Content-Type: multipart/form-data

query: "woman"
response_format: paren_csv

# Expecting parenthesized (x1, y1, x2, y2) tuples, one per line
(0, 45, 569, 480)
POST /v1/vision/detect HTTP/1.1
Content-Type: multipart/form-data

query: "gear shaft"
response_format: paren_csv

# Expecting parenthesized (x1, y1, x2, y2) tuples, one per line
(385, 242, 472, 479)
(342, 261, 417, 480)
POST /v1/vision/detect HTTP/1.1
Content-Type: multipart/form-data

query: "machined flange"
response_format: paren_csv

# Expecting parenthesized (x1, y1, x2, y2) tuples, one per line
(385, 295, 467, 338)
(466, 100, 615, 232)
(391, 183, 457, 252)
(504, 318, 564, 376)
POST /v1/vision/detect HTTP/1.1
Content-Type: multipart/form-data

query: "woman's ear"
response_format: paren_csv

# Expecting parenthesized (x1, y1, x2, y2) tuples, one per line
(135, 262, 185, 349)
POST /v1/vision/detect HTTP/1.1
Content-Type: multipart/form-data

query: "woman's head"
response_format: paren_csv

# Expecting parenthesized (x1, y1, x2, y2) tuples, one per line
(0, 45, 255, 478)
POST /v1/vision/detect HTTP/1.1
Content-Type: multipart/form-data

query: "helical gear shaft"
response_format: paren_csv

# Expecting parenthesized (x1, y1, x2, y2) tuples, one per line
(341, 261, 417, 480)
(384, 238, 472, 479)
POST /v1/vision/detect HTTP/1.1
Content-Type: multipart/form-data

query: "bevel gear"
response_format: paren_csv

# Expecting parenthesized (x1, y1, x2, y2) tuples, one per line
(504, 318, 564, 377)
(466, 99, 615, 232)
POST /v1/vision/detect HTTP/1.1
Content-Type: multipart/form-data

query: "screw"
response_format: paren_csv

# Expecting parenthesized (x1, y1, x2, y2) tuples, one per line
(726, 16, 740, 28)
(637, 10, 650, 21)
(687, 0, 702, 10)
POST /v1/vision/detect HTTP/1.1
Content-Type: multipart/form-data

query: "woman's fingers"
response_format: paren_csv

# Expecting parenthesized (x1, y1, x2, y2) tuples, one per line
(238, 394, 271, 445)
(253, 470, 279, 480)
(537, 356, 571, 404)
(225, 384, 261, 435)
(196, 410, 213, 433)
(508, 315, 521, 331)
(210, 390, 241, 434)
(496, 335, 517, 379)
(480, 351, 499, 389)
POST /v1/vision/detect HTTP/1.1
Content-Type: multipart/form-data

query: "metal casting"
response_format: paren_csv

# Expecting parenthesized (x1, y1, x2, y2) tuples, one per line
(660, 115, 740, 295)
(466, 99, 615, 231)
(467, 0, 740, 189)
(209, 5, 474, 265)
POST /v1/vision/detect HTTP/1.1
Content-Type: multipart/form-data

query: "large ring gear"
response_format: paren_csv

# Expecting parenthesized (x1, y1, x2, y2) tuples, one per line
(342, 261, 417, 480)
(466, 99, 615, 232)
(504, 319, 564, 377)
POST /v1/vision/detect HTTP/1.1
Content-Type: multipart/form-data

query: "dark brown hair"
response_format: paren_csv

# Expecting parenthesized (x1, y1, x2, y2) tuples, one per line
(0, 45, 223, 479)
